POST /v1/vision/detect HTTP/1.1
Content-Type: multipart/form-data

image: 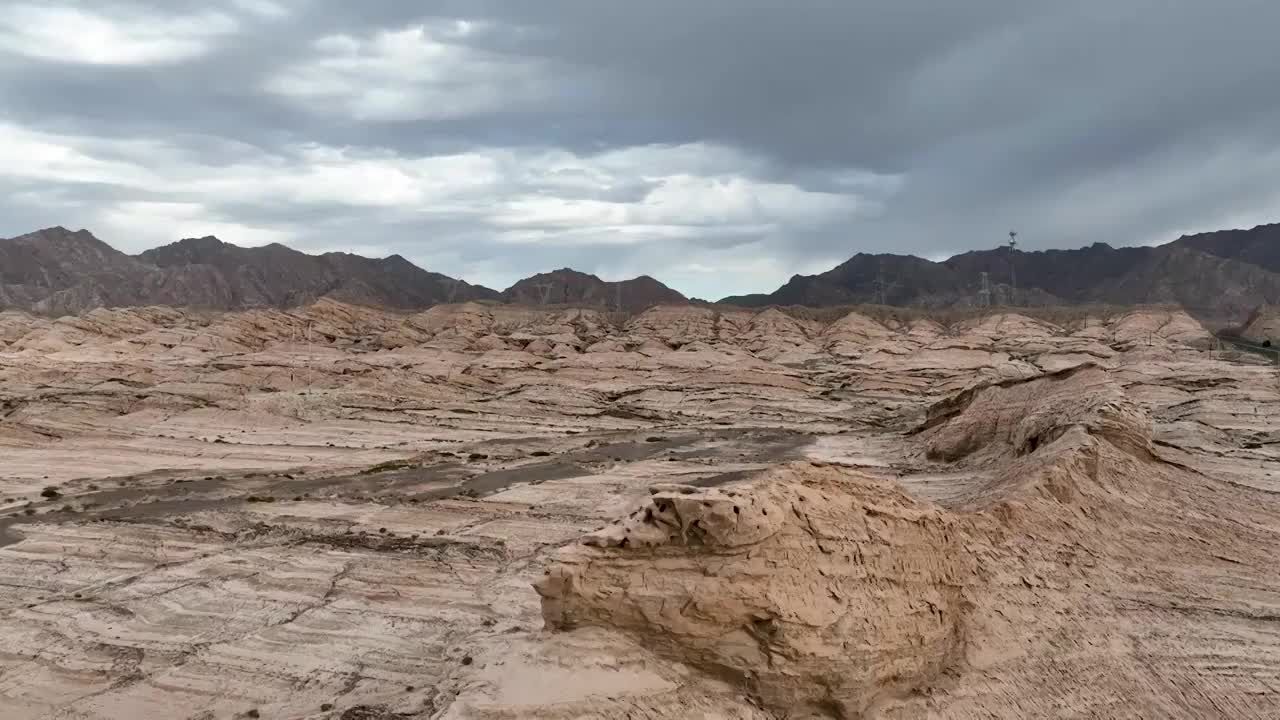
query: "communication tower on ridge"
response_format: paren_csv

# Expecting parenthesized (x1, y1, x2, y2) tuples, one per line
(1008, 230, 1019, 306)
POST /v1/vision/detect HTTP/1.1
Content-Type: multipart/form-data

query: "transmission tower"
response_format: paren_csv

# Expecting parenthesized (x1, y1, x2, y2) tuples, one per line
(978, 272, 991, 308)
(446, 278, 461, 304)
(872, 258, 899, 306)
(1008, 230, 1018, 306)
(532, 282, 555, 305)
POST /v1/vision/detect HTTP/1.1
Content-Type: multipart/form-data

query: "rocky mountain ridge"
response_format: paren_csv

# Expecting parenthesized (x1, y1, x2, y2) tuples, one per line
(5, 223, 1280, 320)
(723, 223, 1280, 322)
(500, 268, 688, 313)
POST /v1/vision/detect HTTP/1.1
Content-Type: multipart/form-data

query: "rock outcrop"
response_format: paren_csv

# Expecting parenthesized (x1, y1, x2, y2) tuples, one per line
(537, 366, 1280, 718)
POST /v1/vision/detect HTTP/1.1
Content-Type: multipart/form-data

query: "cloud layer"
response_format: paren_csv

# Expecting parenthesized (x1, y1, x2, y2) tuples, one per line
(3, 1, 1279, 297)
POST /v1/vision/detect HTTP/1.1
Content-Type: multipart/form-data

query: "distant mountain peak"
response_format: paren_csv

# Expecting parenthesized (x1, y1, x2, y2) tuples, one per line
(2, 227, 498, 314)
(502, 267, 686, 312)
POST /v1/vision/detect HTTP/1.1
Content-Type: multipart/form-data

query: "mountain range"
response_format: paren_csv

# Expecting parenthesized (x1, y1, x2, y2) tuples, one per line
(0, 228, 684, 316)
(3, 223, 1280, 321)
(723, 223, 1280, 322)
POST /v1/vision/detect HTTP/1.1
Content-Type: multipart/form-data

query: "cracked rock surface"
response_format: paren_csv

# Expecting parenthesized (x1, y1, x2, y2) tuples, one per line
(1, 301, 1277, 718)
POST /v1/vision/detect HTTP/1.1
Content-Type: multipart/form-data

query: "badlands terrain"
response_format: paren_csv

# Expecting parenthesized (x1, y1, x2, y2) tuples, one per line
(1, 300, 1279, 718)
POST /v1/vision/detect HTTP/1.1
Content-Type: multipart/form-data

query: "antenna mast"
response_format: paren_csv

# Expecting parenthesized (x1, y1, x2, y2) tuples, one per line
(1008, 230, 1018, 306)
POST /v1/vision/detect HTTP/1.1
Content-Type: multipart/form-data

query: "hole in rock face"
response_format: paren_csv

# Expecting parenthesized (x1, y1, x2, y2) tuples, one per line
(751, 616, 779, 638)
(733, 506, 740, 514)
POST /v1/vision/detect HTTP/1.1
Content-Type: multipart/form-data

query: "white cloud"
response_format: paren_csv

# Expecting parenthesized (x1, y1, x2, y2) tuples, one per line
(489, 173, 858, 240)
(0, 4, 239, 65)
(229, 0, 289, 19)
(99, 201, 293, 250)
(0, 123, 160, 186)
(265, 21, 550, 121)
(0, 121, 898, 295)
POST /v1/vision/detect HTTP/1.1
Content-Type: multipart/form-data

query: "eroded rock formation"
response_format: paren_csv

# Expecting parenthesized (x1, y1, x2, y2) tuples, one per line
(538, 367, 1280, 718)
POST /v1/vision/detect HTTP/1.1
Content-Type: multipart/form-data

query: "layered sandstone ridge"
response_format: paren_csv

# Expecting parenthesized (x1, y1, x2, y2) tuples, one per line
(537, 367, 1280, 718)
(3, 302, 1278, 719)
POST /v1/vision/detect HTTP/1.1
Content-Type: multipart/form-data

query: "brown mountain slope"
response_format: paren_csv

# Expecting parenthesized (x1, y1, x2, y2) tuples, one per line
(0, 227, 168, 315)
(721, 228, 1280, 321)
(0, 228, 498, 314)
(1088, 244, 1280, 320)
(139, 235, 499, 309)
(1172, 222, 1280, 273)
(502, 268, 687, 312)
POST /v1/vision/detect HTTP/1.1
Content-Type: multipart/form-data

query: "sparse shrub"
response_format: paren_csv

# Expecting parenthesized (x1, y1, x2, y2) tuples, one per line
(40, 487, 60, 499)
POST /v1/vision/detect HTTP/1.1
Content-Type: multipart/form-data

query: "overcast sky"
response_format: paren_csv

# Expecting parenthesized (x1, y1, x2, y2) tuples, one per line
(2, 1, 1279, 298)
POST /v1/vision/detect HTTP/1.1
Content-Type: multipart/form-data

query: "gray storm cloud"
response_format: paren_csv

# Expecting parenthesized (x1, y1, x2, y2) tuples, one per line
(2, 0, 1279, 297)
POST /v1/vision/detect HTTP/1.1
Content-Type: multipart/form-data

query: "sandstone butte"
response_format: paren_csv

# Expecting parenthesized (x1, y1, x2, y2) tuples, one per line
(0, 301, 1277, 719)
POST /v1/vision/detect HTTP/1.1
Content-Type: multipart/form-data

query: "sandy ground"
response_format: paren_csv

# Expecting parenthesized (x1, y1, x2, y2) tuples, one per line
(0, 301, 1277, 718)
